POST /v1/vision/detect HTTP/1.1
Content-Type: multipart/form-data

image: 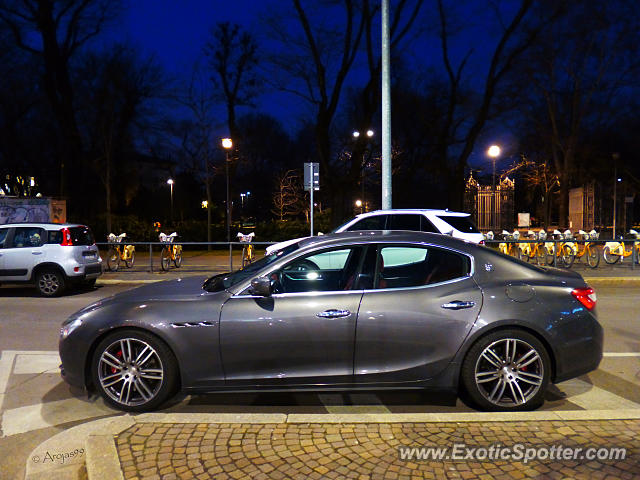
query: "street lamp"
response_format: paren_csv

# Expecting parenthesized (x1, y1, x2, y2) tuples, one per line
(201, 200, 208, 209)
(353, 130, 375, 213)
(221, 138, 233, 242)
(355, 199, 363, 214)
(167, 178, 174, 222)
(487, 145, 501, 231)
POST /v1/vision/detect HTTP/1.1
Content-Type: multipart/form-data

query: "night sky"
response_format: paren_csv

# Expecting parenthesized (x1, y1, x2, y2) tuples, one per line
(107, 0, 518, 172)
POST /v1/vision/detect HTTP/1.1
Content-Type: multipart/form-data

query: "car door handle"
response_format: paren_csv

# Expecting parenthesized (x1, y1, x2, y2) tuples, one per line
(441, 301, 475, 310)
(31, 251, 43, 255)
(316, 309, 351, 318)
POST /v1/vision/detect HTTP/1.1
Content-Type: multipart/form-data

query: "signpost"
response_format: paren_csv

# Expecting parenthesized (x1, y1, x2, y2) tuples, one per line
(304, 162, 320, 236)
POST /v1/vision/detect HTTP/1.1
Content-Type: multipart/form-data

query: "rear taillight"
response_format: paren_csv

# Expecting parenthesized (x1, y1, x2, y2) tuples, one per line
(60, 228, 74, 246)
(571, 287, 596, 310)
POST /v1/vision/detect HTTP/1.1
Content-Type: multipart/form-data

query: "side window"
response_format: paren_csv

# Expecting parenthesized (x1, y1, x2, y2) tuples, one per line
(346, 215, 387, 231)
(387, 214, 421, 231)
(0, 228, 8, 248)
(420, 216, 438, 233)
(11, 227, 44, 248)
(376, 246, 470, 289)
(273, 247, 362, 293)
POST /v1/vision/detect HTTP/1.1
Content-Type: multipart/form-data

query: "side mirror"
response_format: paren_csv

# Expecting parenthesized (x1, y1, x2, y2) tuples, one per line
(250, 277, 272, 297)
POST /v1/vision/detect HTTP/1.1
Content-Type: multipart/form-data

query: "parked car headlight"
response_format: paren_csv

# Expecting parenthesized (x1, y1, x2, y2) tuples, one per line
(60, 318, 83, 339)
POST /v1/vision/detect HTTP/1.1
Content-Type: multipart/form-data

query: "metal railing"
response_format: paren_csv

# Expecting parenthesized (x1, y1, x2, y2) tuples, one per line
(96, 241, 276, 272)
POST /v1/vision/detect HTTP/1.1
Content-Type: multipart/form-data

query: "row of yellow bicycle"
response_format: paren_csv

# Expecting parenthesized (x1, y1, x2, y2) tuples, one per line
(105, 232, 182, 271)
(487, 229, 640, 268)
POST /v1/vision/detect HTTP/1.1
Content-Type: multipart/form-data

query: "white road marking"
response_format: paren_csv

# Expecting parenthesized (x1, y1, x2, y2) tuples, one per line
(13, 353, 60, 374)
(2, 397, 113, 437)
(603, 352, 640, 357)
(559, 378, 640, 410)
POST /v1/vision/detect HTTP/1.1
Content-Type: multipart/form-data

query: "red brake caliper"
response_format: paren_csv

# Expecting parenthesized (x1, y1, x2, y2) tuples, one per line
(112, 350, 123, 374)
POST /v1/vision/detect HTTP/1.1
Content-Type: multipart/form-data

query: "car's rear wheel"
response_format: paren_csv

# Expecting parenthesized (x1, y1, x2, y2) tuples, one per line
(92, 330, 179, 412)
(36, 269, 66, 297)
(461, 329, 550, 411)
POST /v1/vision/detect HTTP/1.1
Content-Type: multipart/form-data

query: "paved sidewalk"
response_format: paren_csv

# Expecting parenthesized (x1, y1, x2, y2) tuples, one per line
(109, 415, 639, 480)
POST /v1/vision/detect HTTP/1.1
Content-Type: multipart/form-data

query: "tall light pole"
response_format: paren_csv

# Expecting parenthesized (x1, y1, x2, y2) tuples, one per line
(222, 138, 233, 242)
(612, 153, 619, 239)
(487, 145, 501, 230)
(381, 0, 392, 209)
(166, 178, 174, 223)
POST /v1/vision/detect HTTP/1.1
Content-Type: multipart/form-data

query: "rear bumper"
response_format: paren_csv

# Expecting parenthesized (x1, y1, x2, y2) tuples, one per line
(553, 314, 604, 383)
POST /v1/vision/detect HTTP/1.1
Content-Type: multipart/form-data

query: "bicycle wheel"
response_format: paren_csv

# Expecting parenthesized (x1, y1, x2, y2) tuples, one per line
(586, 244, 600, 269)
(561, 244, 575, 268)
(603, 246, 620, 264)
(173, 247, 182, 268)
(161, 247, 171, 271)
(107, 248, 120, 272)
(125, 250, 135, 268)
(535, 244, 547, 266)
(545, 244, 556, 266)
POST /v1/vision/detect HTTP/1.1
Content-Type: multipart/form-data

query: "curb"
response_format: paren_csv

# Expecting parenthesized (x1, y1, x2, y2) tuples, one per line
(25, 409, 640, 480)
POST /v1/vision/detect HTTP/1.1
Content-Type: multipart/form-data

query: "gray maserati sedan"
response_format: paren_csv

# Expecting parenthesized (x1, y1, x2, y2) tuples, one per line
(59, 231, 602, 412)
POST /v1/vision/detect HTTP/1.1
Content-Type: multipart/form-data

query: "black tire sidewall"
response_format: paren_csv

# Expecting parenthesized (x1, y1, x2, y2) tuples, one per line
(91, 330, 179, 412)
(461, 329, 550, 411)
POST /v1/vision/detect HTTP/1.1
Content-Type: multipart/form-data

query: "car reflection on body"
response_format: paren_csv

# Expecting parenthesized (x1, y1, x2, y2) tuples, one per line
(59, 231, 602, 412)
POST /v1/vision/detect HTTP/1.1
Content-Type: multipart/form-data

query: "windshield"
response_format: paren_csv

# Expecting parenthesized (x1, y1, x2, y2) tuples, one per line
(203, 243, 299, 292)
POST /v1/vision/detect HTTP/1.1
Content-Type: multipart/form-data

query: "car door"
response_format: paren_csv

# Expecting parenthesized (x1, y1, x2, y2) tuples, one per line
(0, 227, 9, 278)
(2, 226, 45, 280)
(219, 246, 365, 385)
(354, 244, 482, 384)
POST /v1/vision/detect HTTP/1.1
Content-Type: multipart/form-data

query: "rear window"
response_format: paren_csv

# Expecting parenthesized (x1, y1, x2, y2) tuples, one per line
(70, 226, 95, 245)
(0, 228, 8, 248)
(436, 215, 479, 233)
(345, 215, 387, 231)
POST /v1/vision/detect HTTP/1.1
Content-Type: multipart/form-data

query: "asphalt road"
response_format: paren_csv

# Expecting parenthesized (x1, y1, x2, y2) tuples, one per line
(0, 280, 639, 479)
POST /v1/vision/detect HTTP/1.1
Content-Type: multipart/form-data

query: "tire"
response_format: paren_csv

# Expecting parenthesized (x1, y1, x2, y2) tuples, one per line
(586, 244, 600, 269)
(545, 244, 555, 266)
(603, 246, 620, 264)
(161, 247, 171, 271)
(107, 248, 120, 272)
(535, 244, 547, 266)
(173, 247, 182, 268)
(91, 330, 179, 412)
(461, 329, 550, 411)
(36, 268, 66, 297)
(561, 244, 575, 268)
(126, 250, 135, 268)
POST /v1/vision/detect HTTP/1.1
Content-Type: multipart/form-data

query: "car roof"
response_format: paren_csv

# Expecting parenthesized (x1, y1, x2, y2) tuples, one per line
(355, 209, 470, 217)
(295, 230, 476, 251)
(0, 222, 87, 229)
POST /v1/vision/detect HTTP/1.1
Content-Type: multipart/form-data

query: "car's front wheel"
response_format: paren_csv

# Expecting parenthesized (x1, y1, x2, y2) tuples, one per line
(92, 330, 179, 412)
(461, 329, 550, 411)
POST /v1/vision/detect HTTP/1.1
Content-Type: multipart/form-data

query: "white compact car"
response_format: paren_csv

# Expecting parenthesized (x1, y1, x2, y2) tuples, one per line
(266, 209, 484, 254)
(0, 222, 102, 296)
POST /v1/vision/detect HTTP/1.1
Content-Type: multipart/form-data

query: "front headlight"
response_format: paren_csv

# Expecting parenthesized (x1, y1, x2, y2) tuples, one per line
(60, 318, 83, 339)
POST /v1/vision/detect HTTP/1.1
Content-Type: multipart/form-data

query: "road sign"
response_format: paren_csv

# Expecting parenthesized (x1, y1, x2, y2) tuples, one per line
(304, 162, 320, 191)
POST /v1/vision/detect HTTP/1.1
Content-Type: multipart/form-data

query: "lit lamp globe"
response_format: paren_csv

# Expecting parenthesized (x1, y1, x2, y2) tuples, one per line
(487, 145, 501, 158)
(221, 138, 233, 149)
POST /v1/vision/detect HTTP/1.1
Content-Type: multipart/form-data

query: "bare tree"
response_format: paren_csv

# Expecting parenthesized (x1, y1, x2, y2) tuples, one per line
(267, 0, 366, 225)
(516, 0, 640, 226)
(272, 170, 304, 221)
(0, 0, 120, 203)
(434, 0, 563, 209)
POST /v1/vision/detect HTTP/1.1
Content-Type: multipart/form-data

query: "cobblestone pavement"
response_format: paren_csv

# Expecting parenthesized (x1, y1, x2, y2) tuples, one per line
(115, 420, 639, 479)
